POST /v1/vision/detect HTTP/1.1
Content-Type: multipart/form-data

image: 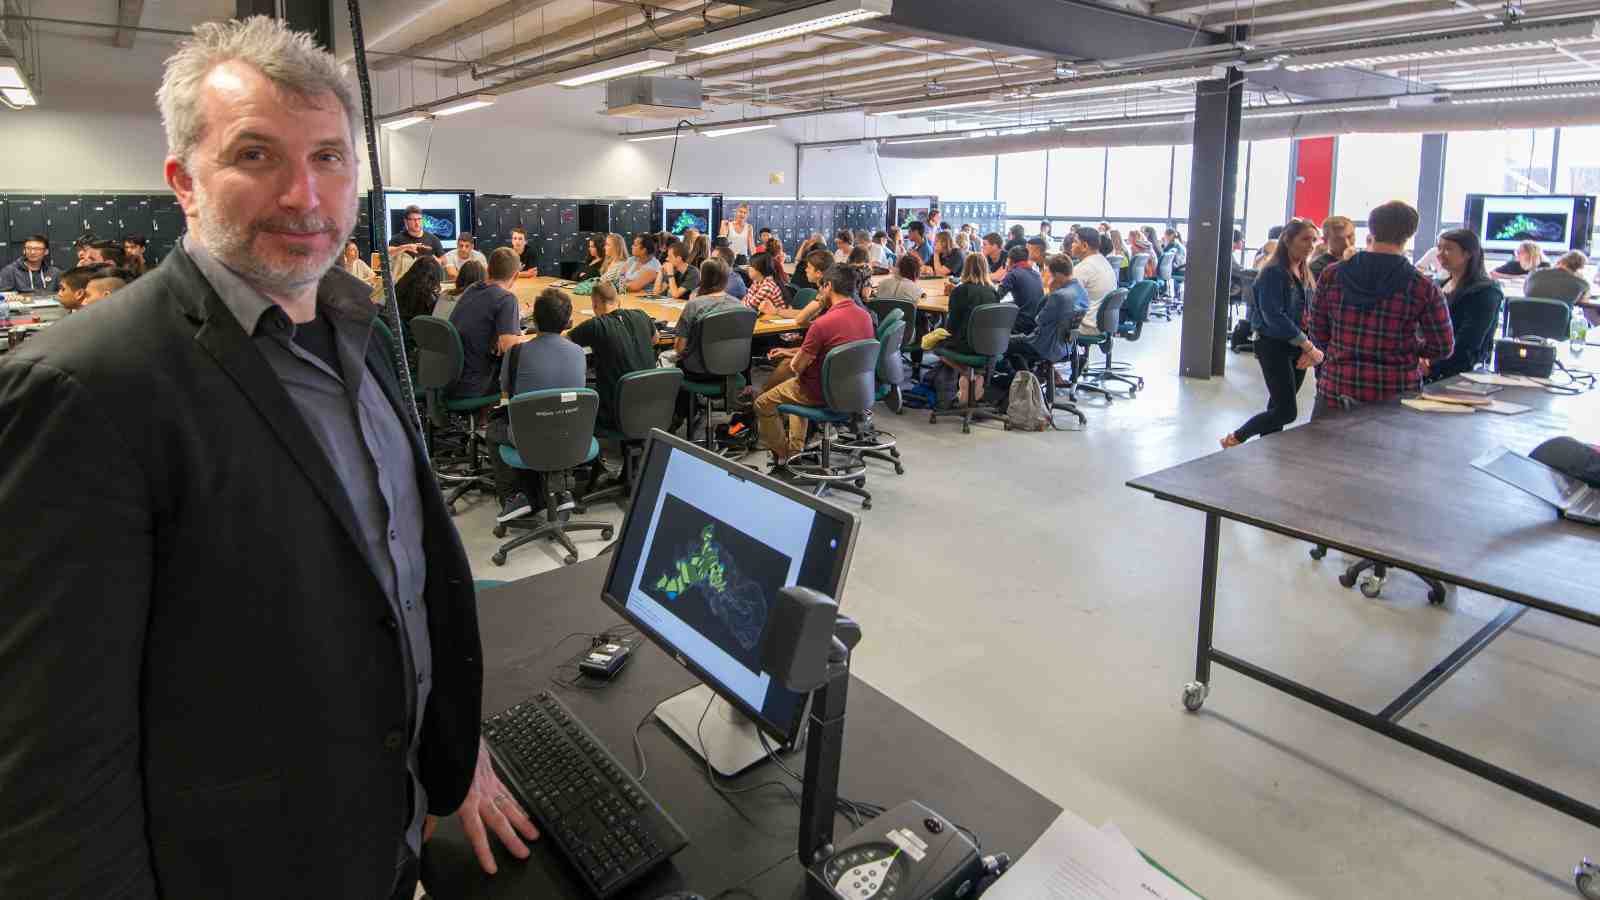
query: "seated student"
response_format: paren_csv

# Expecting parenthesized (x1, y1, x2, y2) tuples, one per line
(944, 253, 998, 356)
(876, 253, 926, 303)
(756, 264, 875, 468)
(620, 233, 662, 293)
(1004, 224, 1027, 253)
(1026, 236, 1049, 270)
(885, 225, 904, 259)
(995, 245, 1045, 333)
(714, 246, 749, 300)
(673, 258, 745, 423)
(743, 252, 786, 315)
(448, 248, 527, 401)
(979, 232, 1007, 280)
(0, 234, 61, 294)
(454, 259, 486, 294)
(905, 221, 935, 264)
(567, 279, 655, 435)
(763, 237, 789, 288)
(656, 241, 700, 299)
(757, 227, 774, 251)
(686, 234, 711, 269)
(509, 226, 540, 276)
(441, 232, 487, 279)
(1428, 228, 1503, 382)
(54, 264, 107, 311)
(833, 230, 854, 264)
(870, 231, 892, 267)
(493, 286, 587, 521)
(789, 249, 838, 327)
(1494, 240, 1549, 278)
(1007, 253, 1087, 372)
(85, 240, 126, 267)
(578, 234, 606, 281)
(339, 239, 375, 282)
(394, 254, 442, 321)
(928, 230, 964, 278)
(1305, 200, 1453, 412)
(600, 233, 630, 285)
(1525, 250, 1591, 306)
(1069, 225, 1118, 335)
(82, 268, 133, 306)
(122, 234, 149, 279)
(846, 246, 873, 298)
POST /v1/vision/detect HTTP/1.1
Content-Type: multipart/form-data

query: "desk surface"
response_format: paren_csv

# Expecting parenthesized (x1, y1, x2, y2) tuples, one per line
(866, 273, 953, 314)
(1127, 385, 1600, 622)
(503, 276, 805, 338)
(421, 558, 1060, 899)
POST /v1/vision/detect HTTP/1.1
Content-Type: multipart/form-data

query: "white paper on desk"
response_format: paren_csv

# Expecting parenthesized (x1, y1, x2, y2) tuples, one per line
(984, 810, 1200, 900)
(1462, 372, 1549, 388)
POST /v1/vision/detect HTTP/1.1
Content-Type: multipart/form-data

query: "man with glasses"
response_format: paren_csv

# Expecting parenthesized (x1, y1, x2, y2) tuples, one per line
(0, 234, 61, 294)
(389, 204, 445, 262)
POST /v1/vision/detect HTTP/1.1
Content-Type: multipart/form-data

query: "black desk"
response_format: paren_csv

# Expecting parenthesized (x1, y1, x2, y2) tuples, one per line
(1127, 386, 1599, 883)
(422, 559, 1060, 899)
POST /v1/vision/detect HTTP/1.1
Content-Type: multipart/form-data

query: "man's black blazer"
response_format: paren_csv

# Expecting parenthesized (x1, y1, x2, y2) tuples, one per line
(0, 244, 483, 898)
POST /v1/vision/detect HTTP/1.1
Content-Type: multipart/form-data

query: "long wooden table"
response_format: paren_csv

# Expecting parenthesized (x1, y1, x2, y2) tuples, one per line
(501, 275, 805, 344)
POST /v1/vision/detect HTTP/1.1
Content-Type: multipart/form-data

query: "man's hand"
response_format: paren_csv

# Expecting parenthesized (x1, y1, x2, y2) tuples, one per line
(767, 347, 795, 361)
(1296, 345, 1324, 369)
(437, 738, 541, 874)
(759, 299, 779, 316)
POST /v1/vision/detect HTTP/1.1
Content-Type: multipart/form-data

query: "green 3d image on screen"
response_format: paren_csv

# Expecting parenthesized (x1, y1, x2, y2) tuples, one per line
(643, 494, 791, 675)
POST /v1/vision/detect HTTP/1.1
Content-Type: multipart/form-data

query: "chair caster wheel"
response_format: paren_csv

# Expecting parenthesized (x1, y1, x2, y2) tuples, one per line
(490, 552, 507, 566)
(855, 477, 866, 488)
(929, 413, 938, 424)
(961, 423, 971, 434)
(1577, 859, 1600, 899)
(1182, 681, 1208, 712)
(894, 465, 904, 475)
(1358, 574, 1384, 599)
(1338, 571, 1357, 588)
(1309, 545, 1327, 560)
(602, 527, 614, 540)
(1428, 586, 1446, 606)
(493, 524, 507, 538)
(563, 553, 578, 566)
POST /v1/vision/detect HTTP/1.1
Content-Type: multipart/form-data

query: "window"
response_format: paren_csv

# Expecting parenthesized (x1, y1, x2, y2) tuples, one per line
(1170, 144, 1192, 221)
(1557, 124, 1600, 196)
(1046, 147, 1107, 219)
(1243, 139, 1292, 249)
(1104, 145, 1172, 220)
(1442, 129, 1555, 223)
(995, 150, 1047, 214)
(1332, 133, 1421, 228)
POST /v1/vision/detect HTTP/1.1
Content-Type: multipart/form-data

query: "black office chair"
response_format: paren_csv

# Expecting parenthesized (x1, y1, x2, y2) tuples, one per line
(492, 388, 614, 567)
(1026, 312, 1086, 428)
(679, 306, 758, 452)
(1153, 248, 1182, 319)
(1507, 297, 1585, 381)
(930, 303, 1019, 433)
(868, 296, 920, 379)
(1071, 289, 1128, 402)
(582, 368, 683, 509)
(779, 339, 880, 509)
(410, 315, 499, 511)
(836, 316, 906, 475)
(1086, 279, 1152, 394)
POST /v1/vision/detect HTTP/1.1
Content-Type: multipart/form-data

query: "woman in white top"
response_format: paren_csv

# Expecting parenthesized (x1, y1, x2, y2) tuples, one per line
(720, 203, 757, 261)
(341, 240, 375, 281)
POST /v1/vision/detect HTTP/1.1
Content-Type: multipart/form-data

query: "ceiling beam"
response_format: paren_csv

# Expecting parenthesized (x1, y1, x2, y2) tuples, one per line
(876, 0, 1224, 65)
(439, 0, 719, 78)
(1248, 2, 1499, 39)
(113, 0, 145, 49)
(372, 0, 565, 72)
(1198, 0, 1440, 28)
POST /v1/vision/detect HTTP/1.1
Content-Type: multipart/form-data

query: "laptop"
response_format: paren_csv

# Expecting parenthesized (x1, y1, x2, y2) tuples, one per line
(1472, 446, 1600, 525)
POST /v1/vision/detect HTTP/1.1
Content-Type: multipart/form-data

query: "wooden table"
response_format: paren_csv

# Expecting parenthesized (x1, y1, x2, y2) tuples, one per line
(1127, 384, 1600, 888)
(502, 275, 806, 344)
(866, 273, 954, 315)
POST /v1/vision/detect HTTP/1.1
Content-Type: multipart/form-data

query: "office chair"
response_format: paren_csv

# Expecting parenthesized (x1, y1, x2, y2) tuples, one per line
(431, 297, 458, 321)
(779, 339, 880, 509)
(1153, 248, 1181, 319)
(1308, 545, 1447, 605)
(581, 368, 683, 509)
(1088, 279, 1153, 391)
(679, 306, 758, 453)
(930, 302, 1020, 433)
(1128, 252, 1152, 287)
(410, 315, 500, 511)
(1070, 289, 1130, 401)
(1025, 312, 1087, 428)
(492, 388, 613, 567)
(1507, 297, 1586, 381)
(1106, 254, 1129, 287)
(790, 287, 817, 310)
(867, 296, 919, 379)
(837, 315, 906, 475)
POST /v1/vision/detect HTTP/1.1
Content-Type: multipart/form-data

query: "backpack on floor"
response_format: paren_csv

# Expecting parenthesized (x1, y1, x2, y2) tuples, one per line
(1005, 370, 1050, 431)
(1229, 318, 1254, 353)
(926, 364, 962, 410)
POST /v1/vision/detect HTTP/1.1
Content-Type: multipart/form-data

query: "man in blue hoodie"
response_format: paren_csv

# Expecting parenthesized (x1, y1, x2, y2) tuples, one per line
(1304, 200, 1453, 413)
(0, 236, 61, 295)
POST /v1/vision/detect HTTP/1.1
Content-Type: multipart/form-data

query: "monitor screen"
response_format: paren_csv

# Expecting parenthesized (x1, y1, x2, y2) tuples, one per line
(379, 190, 475, 251)
(1465, 193, 1595, 256)
(652, 192, 722, 238)
(889, 195, 936, 231)
(602, 432, 857, 744)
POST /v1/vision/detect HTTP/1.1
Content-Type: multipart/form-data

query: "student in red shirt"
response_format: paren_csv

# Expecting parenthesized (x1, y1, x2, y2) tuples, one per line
(756, 264, 874, 467)
(1304, 200, 1454, 413)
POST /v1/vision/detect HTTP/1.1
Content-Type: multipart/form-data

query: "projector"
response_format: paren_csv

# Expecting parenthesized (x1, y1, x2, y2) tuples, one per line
(605, 76, 703, 118)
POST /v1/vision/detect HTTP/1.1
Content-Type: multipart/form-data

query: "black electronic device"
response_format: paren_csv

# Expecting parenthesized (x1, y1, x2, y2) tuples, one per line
(650, 192, 723, 239)
(375, 188, 476, 251)
(807, 801, 983, 900)
(577, 637, 638, 678)
(1463, 192, 1595, 256)
(482, 690, 689, 897)
(886, 195, 938, 232)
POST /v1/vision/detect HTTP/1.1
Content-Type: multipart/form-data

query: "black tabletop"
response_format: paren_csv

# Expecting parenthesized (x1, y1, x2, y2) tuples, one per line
(1127, 385, 1600, 622)
(421, 558, 1060, 899)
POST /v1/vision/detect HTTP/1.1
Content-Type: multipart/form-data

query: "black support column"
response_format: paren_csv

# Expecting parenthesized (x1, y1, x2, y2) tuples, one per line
(1179, 68, 1244, 379)
(1415, 133, 1447, 261)
(236, 0, 334, 49)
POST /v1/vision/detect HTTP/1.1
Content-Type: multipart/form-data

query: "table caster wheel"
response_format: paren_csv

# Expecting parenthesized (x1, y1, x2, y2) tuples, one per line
(961, 422, 971, 434)
(929, 413, 938, 425)
(1577, 859, 1599, 899)
(1181, 681, 1208, 712)
(490, 551, 507, 566)
(1359, 573, 1384, 599)
(1309, 545, 1327, 560)
(1338, 570, 1357, 588)
(862, 500, 872, 510)
(894, 464, 905, 475)
(855, 477, 866, 488)
(563, 553, 578, 566)
(493, 524, 507, 538)
(602, 527, 614, 540)
(1428, 586, 1446, 606)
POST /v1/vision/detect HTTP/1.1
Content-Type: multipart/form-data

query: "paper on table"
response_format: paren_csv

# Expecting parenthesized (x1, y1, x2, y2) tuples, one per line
(767, 317, 797, 325)
(1462, 372, 1549, 388)
(1401, 398, 1475, 414)
(1480, 399, 1531, 415)
(984, 810, 1200, 900)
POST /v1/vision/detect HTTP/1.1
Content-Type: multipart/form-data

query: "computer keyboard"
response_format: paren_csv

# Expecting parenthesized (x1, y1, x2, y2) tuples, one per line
(483, 690, 688, 897)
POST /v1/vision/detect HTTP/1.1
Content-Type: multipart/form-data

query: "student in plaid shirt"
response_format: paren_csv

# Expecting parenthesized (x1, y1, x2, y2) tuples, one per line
(1304, 200, 1454, 412)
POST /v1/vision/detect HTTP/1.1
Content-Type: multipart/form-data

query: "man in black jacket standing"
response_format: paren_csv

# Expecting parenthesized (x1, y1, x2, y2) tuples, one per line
(0, 17, 535, 899)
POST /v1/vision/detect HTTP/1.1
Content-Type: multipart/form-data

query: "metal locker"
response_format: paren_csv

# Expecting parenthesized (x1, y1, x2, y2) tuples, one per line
(536, 202, 557, 235)
(557, 201, 579, 236)
(540, 236, 561, 269)
(7, 194, 47, 242)
(83, 198, 119, 239)
(46, 197, 85, 245)
(559, 235, 580, 260)
(117, 195, 155, 238)
(50, 241, 75, 267)
(150, 198, 185, 242)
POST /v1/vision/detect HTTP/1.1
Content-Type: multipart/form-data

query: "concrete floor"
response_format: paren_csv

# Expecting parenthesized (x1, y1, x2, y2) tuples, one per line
(450, 316, 1600, 900)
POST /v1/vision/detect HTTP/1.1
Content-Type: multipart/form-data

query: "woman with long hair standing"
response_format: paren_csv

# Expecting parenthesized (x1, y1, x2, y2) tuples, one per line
(1221, 219, 1323, 448)
(1428, 228, 1503, 382)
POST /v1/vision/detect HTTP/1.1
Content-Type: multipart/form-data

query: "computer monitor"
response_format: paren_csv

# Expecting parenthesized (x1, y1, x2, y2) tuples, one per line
(1463, 193, 1596, 256)
(376, 189, 476, 252)
(601, 430, 858, 775)
(887, 195, 937, 231)
(650, 191, 723, 238)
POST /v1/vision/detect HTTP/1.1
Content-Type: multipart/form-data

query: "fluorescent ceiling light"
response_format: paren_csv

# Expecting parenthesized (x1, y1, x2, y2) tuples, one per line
(554, 49, 675, 87)
(2, 87, 36, 107)
(700, 122, 778, 137)
(1241, 100, 1396, 119)
(866, 96, 993, 116)
(682, 0, 892, 55)
(1063, 115, 1189, 132)
(1030, 70, 1213, 99)
(431, 93, 496, 116)
(0, 59, 25, 90)
(1445, 78, 1600, 104)
(380, 113, 430, 130)
(1283, 19, 1600, 71)
(626, 132, 681, 142)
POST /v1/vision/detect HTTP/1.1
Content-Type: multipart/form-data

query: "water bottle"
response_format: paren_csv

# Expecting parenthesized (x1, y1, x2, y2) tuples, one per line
(1573, 315, 1588, 359)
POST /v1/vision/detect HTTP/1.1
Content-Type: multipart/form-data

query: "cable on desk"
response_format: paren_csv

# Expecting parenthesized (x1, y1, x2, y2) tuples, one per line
(710, 849, 799, 900)
(696, 695, 803, 822)
(632, 702, 659, 784)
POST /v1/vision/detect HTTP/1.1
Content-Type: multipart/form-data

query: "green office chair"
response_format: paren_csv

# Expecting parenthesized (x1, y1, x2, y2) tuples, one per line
(837, 316, 906, 475)
(1024, 311, 1087, 428)
(410, 315, 501, 511)
(930, 302, 1019, 433)
(1089, 279, 1153, 392)
(679, 306, 758, 452)
(790, 287, 817, 310)
(867, 296, 919, 378)
(492, 388, 613, 566)
(1071, 289, 1128, 402)
(581, 367, 683, 508)
(779, 338, 880, 509)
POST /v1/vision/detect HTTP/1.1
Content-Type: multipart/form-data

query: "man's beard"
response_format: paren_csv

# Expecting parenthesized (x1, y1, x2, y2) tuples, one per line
(192, 184, 354, 296)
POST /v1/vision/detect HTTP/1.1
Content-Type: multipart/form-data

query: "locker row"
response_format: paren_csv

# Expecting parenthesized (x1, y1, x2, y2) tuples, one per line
(2, 193, 187, 269)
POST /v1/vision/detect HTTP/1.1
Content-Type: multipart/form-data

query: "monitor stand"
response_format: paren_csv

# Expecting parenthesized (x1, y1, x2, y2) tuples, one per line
(655, 685, 780, 777)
